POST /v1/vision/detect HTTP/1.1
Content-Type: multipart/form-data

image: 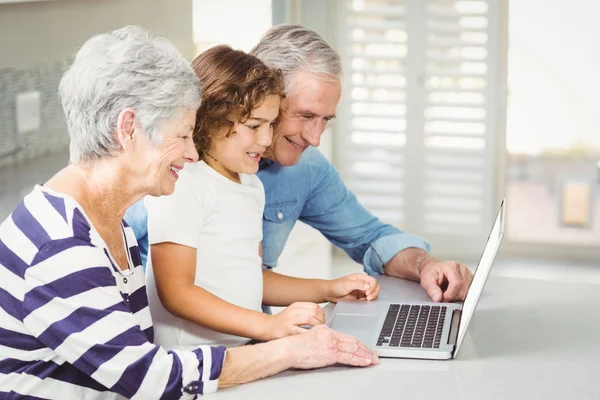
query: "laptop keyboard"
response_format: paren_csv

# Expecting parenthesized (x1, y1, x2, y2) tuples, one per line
(376, 304, 447, 348)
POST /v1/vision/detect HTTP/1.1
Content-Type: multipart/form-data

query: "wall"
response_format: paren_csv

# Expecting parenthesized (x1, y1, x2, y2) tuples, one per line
(0, 0, 194, 167)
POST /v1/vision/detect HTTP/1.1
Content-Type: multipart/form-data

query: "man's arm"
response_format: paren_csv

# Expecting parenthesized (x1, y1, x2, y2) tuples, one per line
(383, 247, 472, 302)
(298, 148, 430, 275)
(298, 148, 472, 301)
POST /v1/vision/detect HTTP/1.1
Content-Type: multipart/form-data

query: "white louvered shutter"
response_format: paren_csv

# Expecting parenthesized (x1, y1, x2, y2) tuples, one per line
(337, 0, 409, 228)
(338, 0, 504, 259)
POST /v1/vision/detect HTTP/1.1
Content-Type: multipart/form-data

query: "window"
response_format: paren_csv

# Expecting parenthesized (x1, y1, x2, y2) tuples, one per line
(505, 0, 600, 256)
(193, 0, 272, 54)
(337, 0, 506, 260)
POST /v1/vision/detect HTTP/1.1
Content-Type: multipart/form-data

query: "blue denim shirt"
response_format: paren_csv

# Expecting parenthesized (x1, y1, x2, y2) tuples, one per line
(124, 146, 430, 275)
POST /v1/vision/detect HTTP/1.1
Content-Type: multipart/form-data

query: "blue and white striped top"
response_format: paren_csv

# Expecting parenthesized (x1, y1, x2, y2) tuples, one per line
(0, 186, 225, 399)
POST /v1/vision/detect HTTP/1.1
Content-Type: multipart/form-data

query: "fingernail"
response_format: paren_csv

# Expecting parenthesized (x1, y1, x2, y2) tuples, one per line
(364, 284, 369, 289)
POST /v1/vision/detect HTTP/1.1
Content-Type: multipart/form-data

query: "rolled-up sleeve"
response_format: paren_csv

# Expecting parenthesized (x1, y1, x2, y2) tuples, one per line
(299, 148, 431, 276)
(363, 233, 431, 276)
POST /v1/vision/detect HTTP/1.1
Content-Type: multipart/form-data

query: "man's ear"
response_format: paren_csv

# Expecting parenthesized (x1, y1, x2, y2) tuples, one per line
(115, 108, 137, 151)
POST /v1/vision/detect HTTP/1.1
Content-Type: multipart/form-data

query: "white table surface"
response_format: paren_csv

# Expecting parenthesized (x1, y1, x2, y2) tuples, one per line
(211, 274, 600, 400)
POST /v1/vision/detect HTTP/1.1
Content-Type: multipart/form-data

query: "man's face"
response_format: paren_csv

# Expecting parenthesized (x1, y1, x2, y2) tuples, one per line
(266, 71, 342, 166)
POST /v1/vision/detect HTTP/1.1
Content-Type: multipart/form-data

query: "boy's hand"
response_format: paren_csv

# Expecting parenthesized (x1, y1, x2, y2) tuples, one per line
(325, 273, 380, 303)
(264, 302, 325, 341)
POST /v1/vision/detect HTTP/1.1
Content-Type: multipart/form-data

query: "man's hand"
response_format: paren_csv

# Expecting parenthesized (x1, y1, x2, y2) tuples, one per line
(419, 259, 472, 302)
(325, 273, 380, 303)
(383, 248, 473, 302)
(263, 302, 325, 340)
(287, 325, 379, 369)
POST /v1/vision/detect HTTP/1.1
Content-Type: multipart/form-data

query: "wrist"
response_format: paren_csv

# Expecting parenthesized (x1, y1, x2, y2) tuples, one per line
(416, 251, 438, 275)
(319, 279, 333, 303)
(279, 334, 301, 369)
(257, 313, 275, 342)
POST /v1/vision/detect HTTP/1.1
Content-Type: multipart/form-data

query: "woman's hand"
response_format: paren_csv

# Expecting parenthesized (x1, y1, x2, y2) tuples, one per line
(263, 302, 325, 340)
(287, 325, 379, 369)
(325, 273, 380, 303)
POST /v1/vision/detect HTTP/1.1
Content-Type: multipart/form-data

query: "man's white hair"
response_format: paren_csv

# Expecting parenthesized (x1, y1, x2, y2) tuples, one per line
(59, 25, 200, 164)
(250, 24, 343, 95)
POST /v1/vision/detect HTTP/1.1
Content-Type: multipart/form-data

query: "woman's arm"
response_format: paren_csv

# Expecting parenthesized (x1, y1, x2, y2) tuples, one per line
(23, 239, 224, 398)
(219, 325, 379, 387)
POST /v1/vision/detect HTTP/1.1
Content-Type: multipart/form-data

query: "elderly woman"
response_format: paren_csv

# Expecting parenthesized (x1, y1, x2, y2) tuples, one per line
(0, 26, 377, 399)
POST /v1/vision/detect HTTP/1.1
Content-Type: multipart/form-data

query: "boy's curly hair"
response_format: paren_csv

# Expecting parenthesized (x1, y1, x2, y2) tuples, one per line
(191, 45, 285, 159)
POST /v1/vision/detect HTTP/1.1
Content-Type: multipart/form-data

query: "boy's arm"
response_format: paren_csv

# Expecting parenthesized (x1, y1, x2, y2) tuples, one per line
(261, 269, 329, 306)
(151, 242, 272, 341)
(261, 242, 381, 306)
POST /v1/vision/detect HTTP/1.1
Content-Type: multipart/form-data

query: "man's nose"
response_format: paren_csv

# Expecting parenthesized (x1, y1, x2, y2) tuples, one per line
(302, 120, 325, 147)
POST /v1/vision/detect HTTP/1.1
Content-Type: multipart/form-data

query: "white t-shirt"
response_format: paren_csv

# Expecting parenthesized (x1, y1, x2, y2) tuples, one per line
(145, 161, 265, 349)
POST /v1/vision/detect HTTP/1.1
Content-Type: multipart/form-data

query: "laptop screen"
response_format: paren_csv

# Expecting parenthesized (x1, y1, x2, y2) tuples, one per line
(454, 199, 505, 355)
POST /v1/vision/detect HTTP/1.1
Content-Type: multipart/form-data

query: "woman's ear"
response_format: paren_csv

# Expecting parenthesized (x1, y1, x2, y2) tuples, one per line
(115, 108, 137, 151)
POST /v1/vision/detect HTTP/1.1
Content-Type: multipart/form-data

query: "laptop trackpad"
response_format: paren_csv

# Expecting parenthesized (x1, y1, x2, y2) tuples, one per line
(330, 314, 378, 344)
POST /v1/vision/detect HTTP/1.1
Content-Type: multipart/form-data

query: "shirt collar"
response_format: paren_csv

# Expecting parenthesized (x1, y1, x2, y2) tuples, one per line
(258, 158, 275, 171)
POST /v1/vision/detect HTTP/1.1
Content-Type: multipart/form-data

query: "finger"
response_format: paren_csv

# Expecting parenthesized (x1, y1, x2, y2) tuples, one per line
(457, 264, 472, 300)
(335, 352, 372, 367)
(294, 314, 325, 327)
(334, 340, 379, 366)
(368, 283, 381, 301)
(337, 342, 376, 361)
(289, 325, 308, 336)
(442, 265, 463, 302)
(289, 302, 321, 310)
(364, 276, 378, 295)
(290, 303, 326, 323)
(342, 279, 371, 295)
(421, 273, 443, 302)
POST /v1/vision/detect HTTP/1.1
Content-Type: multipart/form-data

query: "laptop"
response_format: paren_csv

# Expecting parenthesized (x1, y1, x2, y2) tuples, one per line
(329, 199, 505, 360)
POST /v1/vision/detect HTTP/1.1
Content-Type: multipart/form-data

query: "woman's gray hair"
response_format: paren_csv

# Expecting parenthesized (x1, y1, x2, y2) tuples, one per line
(249, 24, 343, 95)
(59, 25, 201, 164)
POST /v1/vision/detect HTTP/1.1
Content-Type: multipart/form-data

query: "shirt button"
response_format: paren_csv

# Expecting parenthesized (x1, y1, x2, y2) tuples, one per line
(277, 211, 283, 220)
(123, 277, 128, 284)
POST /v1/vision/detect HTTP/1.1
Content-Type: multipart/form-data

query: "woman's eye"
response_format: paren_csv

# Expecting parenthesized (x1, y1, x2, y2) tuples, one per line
(248, 125, 260, 130)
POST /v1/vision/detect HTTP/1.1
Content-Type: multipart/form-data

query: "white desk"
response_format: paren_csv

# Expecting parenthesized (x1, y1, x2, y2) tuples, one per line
(213, 275, 600, 400)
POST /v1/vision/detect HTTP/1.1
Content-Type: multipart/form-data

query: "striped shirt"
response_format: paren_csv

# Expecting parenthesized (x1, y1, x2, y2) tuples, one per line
(0, 186, 225, 399)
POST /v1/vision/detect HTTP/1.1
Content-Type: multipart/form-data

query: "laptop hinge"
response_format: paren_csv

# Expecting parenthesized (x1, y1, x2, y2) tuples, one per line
(448, 308, 461, 346)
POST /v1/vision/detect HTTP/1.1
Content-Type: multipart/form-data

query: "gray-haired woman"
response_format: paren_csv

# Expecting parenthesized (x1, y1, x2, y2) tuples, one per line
(0, 26, 377, 399)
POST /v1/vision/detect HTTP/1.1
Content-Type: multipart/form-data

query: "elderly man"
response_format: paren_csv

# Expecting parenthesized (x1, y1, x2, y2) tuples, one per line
(126, 24, 472, 303)
(249, 24, 473, 302)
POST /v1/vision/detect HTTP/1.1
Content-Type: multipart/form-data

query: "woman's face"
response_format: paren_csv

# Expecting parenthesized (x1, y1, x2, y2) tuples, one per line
(139, 108, 198, 196)
(207, 94, 280, 182)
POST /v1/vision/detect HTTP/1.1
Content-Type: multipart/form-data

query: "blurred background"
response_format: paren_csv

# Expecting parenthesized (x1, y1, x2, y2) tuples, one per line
(0, 0, 598, 281)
